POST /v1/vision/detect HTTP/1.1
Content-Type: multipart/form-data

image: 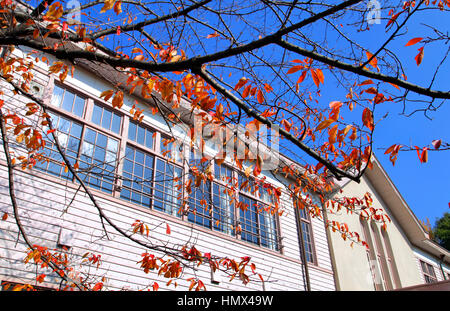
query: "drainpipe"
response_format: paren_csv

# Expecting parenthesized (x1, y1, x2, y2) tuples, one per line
(439, 254, 447, 280)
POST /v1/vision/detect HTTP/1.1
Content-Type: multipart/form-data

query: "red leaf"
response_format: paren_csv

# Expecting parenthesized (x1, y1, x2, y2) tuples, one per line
(365, 51, 378, 69)
(311, 69, 320, 87)
(362, 108, 374, 131)
(152, 282, 159, 291)
(432, 139, 441, 150)
(206, 32, 220, 39)
(257, 89, 264, 104)
(405, 37, 423, 46)
(92, 282, 103, 291)
(421, 147, 428, 163)
(296, 70, 307, 84)
(166, 223, 171, 235)
(386, 11, 401, 28)
(415, 47, 424, 66)
(287, 65, 303, 74)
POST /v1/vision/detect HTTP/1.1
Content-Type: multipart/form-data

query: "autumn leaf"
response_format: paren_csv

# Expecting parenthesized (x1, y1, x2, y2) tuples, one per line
(365, 51, 378, 69)
(296, 70, 307, 84)
(234, 77, 248, 90)
(112, 90, 124, 108)
(287, 65, 303, 74)
(166, 223, 171, 235)
(315, 119, 334, 131)
(256, 89, 264, 104)
(362, 108, 374, 131)
(92, 282, 103, 291)
(311, 68, 324, 87)
(386, 11, 402, 28)
(1, 212, 7, 221)
(415, 47, 424, 66)
(431, 139, 441, 149)
(100, 89, 114, 101)
(206, 32, 220, 39)
(44, 2, 63, 21)
(281, 119, 292, 132)
(36, 274, 46, 283)
(315, 68, 325, 84)
(405, 37, 423, 46)
(113, 0, 122, 15)
(101, 0, 116, 13)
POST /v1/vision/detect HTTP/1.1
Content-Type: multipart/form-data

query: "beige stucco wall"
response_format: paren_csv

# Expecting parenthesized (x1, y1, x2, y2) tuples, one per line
(327, 175, 423, 290)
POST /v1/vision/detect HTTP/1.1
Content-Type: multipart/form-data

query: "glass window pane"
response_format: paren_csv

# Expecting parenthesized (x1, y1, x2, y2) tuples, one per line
(111, 113, 121, 134)
(92, 104, 102, 126)
(101, 109, 112, 130)
(51, 85, 64, 107)
(73, 96, 85, 117)
(128, 122, 137, 141)
(137, 125, 145, 145)
(145, 129, 154, 149)
(96, 133, 107, 148)
(62, 91, 75, 113)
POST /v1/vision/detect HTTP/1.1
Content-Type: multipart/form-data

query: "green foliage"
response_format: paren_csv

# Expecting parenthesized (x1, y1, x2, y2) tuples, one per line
(433, 212, 450, 251)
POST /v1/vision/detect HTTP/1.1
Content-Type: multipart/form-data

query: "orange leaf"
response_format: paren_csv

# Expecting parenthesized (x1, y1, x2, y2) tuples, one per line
(315, 119, 334, 131)
(386, 11, 401, 28)
(100, 0, 116, 13)
(365, 51, 378, 69)
(206, 32, 220, 39)
(100, 89, 114, 101)
(242, 84, 251, 98)
(296, 70, 307, 84)
(421, 148, 428, 163)
(234, 77, 248, 90)
(415, 47, 424, 66)
(362, 108, 374, 131)
(113, 0, 122, 15)
(112, 90, 124, 108)
(311, 69, 320, 87)
(315, 68, 324, 84)
(257, 89, 264, 104)
(287, 65, 303, 74)
(405, 37, 423, 46)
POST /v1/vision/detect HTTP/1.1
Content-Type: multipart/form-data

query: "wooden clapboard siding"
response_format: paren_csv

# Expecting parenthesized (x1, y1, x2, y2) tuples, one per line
(0, 47, 335, 291)
(0, 161, 335, 291)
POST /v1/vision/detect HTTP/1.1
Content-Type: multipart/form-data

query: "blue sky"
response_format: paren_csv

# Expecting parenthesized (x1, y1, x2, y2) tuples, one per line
(351, 8, 450, 225)
(35, 0, 448, 225)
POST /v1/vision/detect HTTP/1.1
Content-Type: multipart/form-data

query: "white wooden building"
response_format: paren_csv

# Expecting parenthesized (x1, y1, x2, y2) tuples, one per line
(0, 45, 336, 291)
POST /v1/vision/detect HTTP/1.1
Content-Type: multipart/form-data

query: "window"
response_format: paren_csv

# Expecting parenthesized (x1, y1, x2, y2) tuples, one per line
(50, 84, 85, 117)
(153, 158, 183, 216)
(36, 82, 285, 252)
(295, 198, 315, 263)
(35, 112, 81, 180)
(128, 120, 155, 149)
(91, 102, 122, 134)
(78, 128, 119, 193)
(420, 260, 437, 284)
(237, 172, 280, 251)
(120, 145, 154, 207)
